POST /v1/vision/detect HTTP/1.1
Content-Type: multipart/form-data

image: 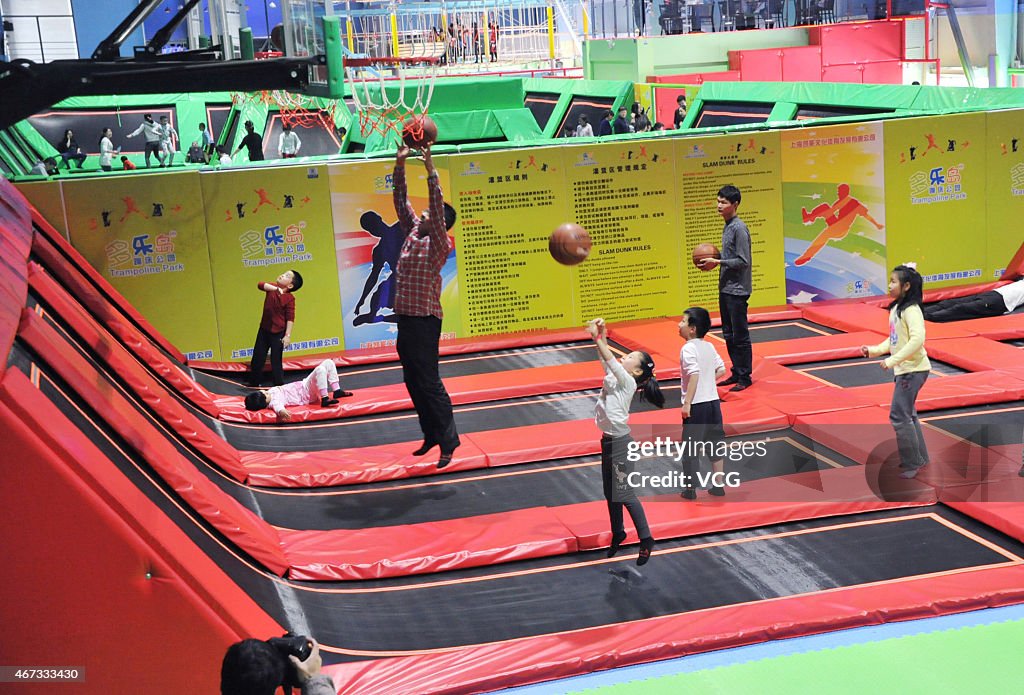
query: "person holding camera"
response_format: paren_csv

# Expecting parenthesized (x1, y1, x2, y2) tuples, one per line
(221, 635, 335, 695)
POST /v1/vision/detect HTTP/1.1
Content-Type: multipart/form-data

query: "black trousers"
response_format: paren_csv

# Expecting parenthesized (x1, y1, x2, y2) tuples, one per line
(922, 291, 1006, 323)
(248, 327, 285, 386)
(601, 434, 651, 540)
(719, 292, 752, 385)
(397, 315, 460, 452)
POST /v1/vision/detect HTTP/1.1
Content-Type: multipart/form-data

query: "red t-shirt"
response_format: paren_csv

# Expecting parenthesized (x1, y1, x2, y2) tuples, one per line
(258, 284, 295, 333)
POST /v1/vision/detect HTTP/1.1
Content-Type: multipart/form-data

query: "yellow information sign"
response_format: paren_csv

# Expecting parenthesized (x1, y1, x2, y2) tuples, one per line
(447, 147, 574, 335)
(60, 171, 221, 359)
(883, 113, 988, 287)
(984, 109, 1024, 278)
(200, 165, 343, 361)
(675, 131, 785, 311)
(14, 180, 68, 238)
(565, 140, 681, 323)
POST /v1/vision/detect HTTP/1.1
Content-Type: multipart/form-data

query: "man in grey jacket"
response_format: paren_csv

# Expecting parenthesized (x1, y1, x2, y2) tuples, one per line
(698, 184, 753, 391)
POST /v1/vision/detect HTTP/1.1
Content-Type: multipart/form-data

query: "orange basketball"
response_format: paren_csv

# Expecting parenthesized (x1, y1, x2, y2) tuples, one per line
(692, 243, 720, 270)
(549, 223, 591, 266)
(401, 115, 438, 148)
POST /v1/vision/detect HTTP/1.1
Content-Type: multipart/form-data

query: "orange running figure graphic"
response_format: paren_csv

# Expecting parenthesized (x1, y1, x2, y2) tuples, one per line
(795, 183, 883, 266)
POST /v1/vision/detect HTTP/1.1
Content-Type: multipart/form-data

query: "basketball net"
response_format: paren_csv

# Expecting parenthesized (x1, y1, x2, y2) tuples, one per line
(230, 90, 338, 130)
(343, 57, 438, 140)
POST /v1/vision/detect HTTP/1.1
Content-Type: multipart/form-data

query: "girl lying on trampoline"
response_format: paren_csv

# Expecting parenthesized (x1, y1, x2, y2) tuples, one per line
(244, 359, 353, 422)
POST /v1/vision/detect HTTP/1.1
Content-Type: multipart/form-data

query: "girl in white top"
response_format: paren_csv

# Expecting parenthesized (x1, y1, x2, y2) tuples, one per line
(98, 128, 119, 171)
(589, 317, 665, 566)
(278, 123, 302, 158)
(575, 115, 593, 138)
(679, 307, 728, 499)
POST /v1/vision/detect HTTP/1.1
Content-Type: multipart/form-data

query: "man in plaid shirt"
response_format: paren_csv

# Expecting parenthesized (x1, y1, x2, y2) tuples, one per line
(393, 144, 460, 468)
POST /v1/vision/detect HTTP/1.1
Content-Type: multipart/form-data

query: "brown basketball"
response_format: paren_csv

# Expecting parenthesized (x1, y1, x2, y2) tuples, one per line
(693, 243, 720, 270)
(401, 115, 438, 148)
(549, 223, 591, 266)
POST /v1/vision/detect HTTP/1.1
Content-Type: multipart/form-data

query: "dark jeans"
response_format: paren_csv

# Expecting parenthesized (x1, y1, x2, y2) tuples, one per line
(922, 291, 1006, 323)
(60, 151, 87, 168)
(601, 434, 651, 540)
(719, 292, 752, 385)
(397, 315, 460, 452)
(891, 371, 930, 470)
(248, 327, 285, 386)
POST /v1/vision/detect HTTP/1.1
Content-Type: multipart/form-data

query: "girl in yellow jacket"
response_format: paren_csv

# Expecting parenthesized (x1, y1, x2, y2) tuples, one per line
(860, 264, 931, 479)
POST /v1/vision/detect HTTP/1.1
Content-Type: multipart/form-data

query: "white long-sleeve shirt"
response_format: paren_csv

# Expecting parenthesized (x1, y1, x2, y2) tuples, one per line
(595, 355, 636, 438)
(128, 120, 163, 143)
(278, 130, 301, 156)
(99, 137, 116, 167)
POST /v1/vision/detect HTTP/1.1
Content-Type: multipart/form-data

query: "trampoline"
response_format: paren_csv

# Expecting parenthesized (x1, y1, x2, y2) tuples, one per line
(3, 175, 1024, 694)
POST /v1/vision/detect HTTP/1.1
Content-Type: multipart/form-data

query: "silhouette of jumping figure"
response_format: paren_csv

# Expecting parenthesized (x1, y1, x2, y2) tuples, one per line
(353, 210, 404, 325)
(796, 183, 884, 266)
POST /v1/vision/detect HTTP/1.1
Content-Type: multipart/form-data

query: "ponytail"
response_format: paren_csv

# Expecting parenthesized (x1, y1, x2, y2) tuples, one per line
(634, 351, 665, 408)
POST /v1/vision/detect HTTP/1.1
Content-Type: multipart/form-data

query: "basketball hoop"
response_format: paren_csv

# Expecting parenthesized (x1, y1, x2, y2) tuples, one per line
(343, 56, 439, 140)
(230, 90, 338, 130)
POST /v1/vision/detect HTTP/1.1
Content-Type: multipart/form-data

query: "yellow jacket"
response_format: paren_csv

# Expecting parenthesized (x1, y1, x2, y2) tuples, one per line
(869, 304, 931, 375)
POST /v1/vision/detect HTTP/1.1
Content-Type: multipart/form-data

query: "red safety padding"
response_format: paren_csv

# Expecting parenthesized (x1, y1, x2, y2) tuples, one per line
(801, 302, 975, 338)
(925, 336, 1024, 372)
(0, 176, 32, 234)
(323, 558, 1024, 694)
(219, 360, 620, 424)
(794, 406, 1021, 486)
(848, 370, 1024, 412)
(16, 311, 290, 575)
(19, 300, 241, 477)
(30, 208, 187, 362)
(281, 508, 579, 581)
(949, 312, 1024, 341)
(27, 263, 224, 416)
(753, 330, 887, 364)
(241, 438, 488, 488)
(469, 419, 601, 468)
(557, 466, 935, 551)
(606, 318, 681, 358)
(945, 490, 1024, 541)
(0, 382, 280, 694)
(631, 398, 790, 436)
(194, 326, 593, 371)
(0, 182, 31, 381)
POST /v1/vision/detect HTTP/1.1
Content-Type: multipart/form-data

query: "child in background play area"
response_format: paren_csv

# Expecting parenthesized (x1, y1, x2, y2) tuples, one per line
(244, 359, 353, 422)
(678, 307, 728, 499)
(588, 318, 665, 567)
(860, 263, 931, 479)
(247, 270, 303, 388)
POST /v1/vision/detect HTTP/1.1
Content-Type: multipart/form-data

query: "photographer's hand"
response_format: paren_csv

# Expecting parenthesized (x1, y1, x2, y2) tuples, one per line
(288, 638, 323, 684)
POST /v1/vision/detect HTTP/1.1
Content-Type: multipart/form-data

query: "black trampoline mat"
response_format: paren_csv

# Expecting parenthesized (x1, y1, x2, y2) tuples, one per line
(249, 432, 857, 529)
(922, 401, 1024, 447)
(1004, 339, 1024, 348)
(708, 319, 839, 344)
(193, 339, 627, 395)
(790, 357, 967, 388)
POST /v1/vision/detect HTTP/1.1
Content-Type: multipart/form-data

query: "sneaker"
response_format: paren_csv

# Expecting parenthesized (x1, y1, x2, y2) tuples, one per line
(718, 376, 739, 386)
(729, 383, 749, 392)
(680, 487, 697, 500)
(899, 467, 921, 479)
(708, 486, 725, 496)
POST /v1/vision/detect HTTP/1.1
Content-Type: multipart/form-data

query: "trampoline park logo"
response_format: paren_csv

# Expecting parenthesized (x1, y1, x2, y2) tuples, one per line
(238, 222, 313, 268)
(574, 152, 598, 167)
(908, 164, 966, 205)
(105, 231, 184, 278)
(460, 161, 486, 176)
(1011, 162, 1024, 197)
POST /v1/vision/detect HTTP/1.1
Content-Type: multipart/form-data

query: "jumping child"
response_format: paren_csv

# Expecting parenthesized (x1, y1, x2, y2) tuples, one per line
(678, 307, 728, 499)
(588, 318, 665, 566)
(244, 359, 352, 422)
(247, 269, 303, 387)
(860, 263, 931, 479)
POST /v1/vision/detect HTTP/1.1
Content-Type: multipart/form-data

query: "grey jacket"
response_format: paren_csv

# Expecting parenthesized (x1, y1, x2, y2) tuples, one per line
(719, 216, 752, 296)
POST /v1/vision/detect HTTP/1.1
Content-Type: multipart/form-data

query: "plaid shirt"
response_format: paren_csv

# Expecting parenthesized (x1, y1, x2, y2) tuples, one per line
(393, 163, 450, 318)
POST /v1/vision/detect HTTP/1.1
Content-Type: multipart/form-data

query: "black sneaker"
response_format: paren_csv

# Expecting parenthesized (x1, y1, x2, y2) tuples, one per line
(708, 486, 725, 496)
(680, 487, 697, 500)
(718, 376, 739, 386)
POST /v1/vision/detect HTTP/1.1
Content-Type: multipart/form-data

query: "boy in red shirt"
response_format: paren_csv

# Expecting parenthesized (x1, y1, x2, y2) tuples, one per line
(247, 269, 303, 387)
